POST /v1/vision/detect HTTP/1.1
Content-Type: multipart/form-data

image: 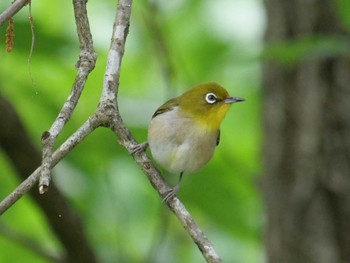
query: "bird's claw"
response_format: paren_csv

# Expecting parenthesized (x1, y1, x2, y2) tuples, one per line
(130, 142, 149, 155)
(162, 185, 180, 202)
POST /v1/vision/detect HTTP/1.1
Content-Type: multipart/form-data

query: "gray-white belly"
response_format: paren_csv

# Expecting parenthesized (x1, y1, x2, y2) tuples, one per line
(148, 107, 217, 174)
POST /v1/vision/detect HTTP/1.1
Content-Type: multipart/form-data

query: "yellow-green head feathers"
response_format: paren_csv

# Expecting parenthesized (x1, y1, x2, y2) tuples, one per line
(176, 82, 244, 131)
(152, 82, 244, 131)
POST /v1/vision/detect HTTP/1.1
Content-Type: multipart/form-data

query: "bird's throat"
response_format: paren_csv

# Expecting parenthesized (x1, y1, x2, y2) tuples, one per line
(195, 104, 231, 131)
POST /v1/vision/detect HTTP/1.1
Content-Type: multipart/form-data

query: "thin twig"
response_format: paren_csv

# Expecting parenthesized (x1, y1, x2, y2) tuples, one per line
(0, 115, 100, 215)
(0, 94, 99, 262)
(0, 0, 29, 27)
(27, 1, 35, 85)
(28, 1, 34, 60)
(39, 0, 97, 193)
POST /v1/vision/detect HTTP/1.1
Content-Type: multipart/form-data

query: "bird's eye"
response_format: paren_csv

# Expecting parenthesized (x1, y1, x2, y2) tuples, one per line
(205, 93, 217, 104)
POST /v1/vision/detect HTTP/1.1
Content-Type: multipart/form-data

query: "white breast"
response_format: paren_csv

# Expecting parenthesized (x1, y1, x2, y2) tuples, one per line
(148, 107, 217, 174)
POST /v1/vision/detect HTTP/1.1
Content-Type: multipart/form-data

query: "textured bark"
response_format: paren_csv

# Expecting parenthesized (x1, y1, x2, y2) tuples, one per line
(262, 1, 350, 263)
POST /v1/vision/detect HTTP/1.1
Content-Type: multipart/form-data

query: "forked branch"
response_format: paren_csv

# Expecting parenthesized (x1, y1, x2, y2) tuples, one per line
(0, 0, 222, 262)
(39, 0, 97, 193)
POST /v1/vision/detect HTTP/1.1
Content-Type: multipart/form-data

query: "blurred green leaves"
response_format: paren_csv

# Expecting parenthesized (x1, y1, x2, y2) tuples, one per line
(0, 1, 263, 262)
(336, 0, 350, 30)
(262, 35, 350, 65)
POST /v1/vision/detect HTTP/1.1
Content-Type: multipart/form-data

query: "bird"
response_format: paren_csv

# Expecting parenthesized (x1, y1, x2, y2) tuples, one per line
(135, 82, 244, 201)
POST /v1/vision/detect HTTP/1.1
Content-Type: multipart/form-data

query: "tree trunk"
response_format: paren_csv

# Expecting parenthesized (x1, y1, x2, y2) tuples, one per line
(262, 1, 350, 263)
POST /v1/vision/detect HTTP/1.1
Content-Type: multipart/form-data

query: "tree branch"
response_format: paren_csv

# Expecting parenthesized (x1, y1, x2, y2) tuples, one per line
(111, 121, 222, 262)
(39, 0, 97, 193)
(0, 114, 100, 215)
(0, 94, 99, 262)
(101, 1, 222, 262)
(0, 0, 29, 27)
(0, 0, 223, 262)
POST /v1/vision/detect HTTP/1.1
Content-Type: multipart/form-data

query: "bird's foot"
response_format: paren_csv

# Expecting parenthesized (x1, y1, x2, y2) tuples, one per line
(130, 142, 149, 155)
(162, 185, 180, 202)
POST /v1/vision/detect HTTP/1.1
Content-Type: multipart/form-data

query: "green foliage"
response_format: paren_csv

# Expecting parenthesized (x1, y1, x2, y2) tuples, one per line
(336, 0, 350, 30)
(262, 35, 350, 65)
(0, 1, 263, 262)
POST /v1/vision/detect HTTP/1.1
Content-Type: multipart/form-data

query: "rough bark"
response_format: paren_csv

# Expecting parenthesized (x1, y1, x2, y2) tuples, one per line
(262, 1, 350, 263)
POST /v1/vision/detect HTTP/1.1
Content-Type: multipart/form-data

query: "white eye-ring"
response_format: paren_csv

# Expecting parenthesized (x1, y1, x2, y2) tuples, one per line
(205, 93, 217, 104)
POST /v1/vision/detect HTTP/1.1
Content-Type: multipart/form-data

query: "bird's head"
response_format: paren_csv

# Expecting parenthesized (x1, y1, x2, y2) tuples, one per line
(177, 82, 245, 131)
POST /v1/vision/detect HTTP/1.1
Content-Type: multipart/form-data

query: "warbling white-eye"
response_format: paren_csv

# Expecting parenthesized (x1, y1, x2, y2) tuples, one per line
(137, 82, 244, 201)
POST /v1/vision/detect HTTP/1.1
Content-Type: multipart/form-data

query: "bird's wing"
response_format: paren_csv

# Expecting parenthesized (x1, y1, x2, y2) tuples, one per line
(152, 98, 178, 118)
(216, 130, 220, 146)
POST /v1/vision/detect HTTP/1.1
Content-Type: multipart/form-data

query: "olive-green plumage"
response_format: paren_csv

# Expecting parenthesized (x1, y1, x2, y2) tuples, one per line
(147, 82, 244, 201)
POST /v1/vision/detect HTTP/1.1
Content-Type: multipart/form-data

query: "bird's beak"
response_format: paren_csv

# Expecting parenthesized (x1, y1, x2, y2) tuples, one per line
(224, 97, 245, 104)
